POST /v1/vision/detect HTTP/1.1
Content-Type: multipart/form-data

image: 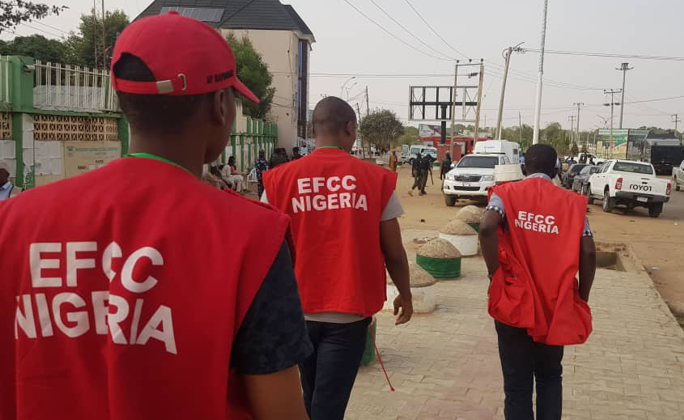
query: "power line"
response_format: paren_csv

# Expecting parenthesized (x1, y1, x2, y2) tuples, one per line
(368, 0, 453, 61)
(33, 20, 70, 35)
(523, 48, 684, 62)
(218, 0, 258, 26)
(402, 0, 469, 60)
(341, 0, 451, 62)
(19, 23, 64, 38)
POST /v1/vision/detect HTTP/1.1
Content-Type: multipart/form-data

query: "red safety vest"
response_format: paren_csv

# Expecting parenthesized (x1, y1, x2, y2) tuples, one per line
(488, 177, 592, 345)
(0, 158, 289, 420)
(263, 148, 397, 317)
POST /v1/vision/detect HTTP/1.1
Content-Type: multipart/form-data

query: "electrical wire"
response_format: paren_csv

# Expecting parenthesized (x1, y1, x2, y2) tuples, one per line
(341, 0, 452, 62)
(33, 21, 70, 35)
(402, 0, 469, 60)
(218, 0, 258, 26)
(523, 48, 684, 62)
(19, 23, 64, 39)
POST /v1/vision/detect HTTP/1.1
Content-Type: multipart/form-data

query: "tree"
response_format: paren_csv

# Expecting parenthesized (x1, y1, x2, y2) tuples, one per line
(0, 1, 66, 34)
(226, 34, 274, 119)
(570, 142, 579, 156)
(0, 34, 68, 62)
(399, 126, 420, 146)
(359, 109, 404, 153)
(65, 9, 129, 68)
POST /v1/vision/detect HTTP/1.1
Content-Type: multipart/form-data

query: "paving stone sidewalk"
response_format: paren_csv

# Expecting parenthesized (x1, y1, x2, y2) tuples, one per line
(346, 233, 684, 420)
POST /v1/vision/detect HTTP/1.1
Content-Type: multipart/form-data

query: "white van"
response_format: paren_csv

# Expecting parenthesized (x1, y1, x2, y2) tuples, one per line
(401, 145, 437, 164)
(474, 140, 520, 164)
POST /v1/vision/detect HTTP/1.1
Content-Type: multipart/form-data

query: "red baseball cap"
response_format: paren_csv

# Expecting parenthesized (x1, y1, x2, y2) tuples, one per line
(111, 11, 259, 103)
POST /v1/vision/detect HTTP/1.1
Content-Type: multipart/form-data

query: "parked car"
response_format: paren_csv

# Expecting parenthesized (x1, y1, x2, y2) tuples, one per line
(572, 165, 600, 194)
(442, 154, 510, 206)
(562, 163, 589, 188)
(672, 160, 684, 191)
(587, 160, 671, 218)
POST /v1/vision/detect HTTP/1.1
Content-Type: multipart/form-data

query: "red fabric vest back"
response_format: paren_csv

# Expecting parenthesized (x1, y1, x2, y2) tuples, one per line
(0, 158, 289, 420)
(488, 177, 592, 345)
(263, 148, 397, 316)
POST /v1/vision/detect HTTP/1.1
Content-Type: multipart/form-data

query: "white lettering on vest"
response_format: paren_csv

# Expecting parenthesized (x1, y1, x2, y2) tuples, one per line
(291, 176, 368, 214)
(15, 242, 179, 355)
(514, 211, 561, 235)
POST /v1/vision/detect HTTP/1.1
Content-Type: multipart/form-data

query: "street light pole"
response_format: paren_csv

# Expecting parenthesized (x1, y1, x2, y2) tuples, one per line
(496, 42, 524, 140)
(532, 0, 549, 145)
(340, 76, 356, 98)
(616, 63, 633, 129)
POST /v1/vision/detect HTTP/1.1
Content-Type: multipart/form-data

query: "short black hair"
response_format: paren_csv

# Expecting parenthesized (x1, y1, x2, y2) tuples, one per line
(113, 53, 214, 134)
(313, 96, 356, 136)
(525, 144, 557, 177)
(293, 147, 300, 153)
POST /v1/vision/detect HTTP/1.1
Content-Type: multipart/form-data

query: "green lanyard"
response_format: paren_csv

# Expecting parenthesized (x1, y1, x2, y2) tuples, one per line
(318, 146, 344, 150)
(127, 152, 191, 174)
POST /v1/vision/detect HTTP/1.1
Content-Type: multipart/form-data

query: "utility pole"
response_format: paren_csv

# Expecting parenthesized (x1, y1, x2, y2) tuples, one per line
(473, 60, 485, 147)
(616, 63, 633, 129)
(568, 115, 576, 144)
(496, 43, 524, 140)
(672, 114, 682, 132)
(574, 102, 584, 145)
(604, 89, 622, 157)
(101, 0, 107, 69)
(450, 62, 459, 146)
(365, 86, 369, 117)
(519, 112, 523, 144)
(92, 0, 99, 68)
(532, 0, 549, 145)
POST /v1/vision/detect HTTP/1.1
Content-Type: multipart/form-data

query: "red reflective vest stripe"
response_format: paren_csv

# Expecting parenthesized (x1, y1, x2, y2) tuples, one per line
(263, 148, 397, 317)
(0, 158, 288, 420)
(488, 178, 592, 345)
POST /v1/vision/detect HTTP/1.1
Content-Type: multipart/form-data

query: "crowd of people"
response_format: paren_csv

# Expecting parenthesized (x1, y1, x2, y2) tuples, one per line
(0, 11, 597, 420)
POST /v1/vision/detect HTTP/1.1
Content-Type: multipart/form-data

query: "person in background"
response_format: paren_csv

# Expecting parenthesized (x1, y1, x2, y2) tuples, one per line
(388, 150, 398, 172)
(270, 148, 289, 169)
(479, 144, 596, 420)
(408, 153, 424, 197)
(254, 150, 269, 198)
(222, 156, 245, 193)
(204, 165, 229, 190)
(0, 12, 311, 420)
(0, 164, 21, 201)
(440, 152, 452, 181)
(418, 153, 432, 194)
(262, 97, 413, 420)
(292, 147, 303, 160)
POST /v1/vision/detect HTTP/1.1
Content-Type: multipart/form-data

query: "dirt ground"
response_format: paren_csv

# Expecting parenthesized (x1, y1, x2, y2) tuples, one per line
(393, 165, 684, 327)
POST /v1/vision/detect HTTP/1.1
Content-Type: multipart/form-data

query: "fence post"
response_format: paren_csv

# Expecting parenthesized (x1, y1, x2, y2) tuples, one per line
(9, 56, 35, 110)
(243, 117, 250, 173)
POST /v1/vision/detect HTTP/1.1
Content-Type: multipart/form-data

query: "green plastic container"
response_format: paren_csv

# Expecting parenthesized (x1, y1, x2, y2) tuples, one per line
(360, 317, 377, 367)
(416, 254, 462, 279)
(468, 222, 480, 233)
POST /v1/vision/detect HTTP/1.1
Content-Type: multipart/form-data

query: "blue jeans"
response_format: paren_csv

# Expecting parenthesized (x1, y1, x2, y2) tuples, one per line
(298, 318, 371, 420)
(496, 321, 564, 420)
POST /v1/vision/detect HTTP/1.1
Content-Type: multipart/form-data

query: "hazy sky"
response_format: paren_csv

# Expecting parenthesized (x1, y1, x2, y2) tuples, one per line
(6, 0, 684, 131)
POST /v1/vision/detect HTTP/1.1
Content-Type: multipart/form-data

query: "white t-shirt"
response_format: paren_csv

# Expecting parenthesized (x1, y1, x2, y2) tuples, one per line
(261, 191, 404, 323)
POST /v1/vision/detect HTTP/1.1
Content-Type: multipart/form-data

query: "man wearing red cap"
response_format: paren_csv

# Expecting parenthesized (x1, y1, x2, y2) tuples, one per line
(0, 12, 311, 420)
(262, 96, 413, 420)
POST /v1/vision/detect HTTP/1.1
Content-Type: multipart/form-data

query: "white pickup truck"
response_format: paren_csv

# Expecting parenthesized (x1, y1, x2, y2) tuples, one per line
(587, 159, 671, 218)
(672, 160, 684, 192)
(442, 154, 511, 206)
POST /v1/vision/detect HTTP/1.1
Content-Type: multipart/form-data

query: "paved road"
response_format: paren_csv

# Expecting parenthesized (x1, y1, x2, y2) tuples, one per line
(347, 232, 684, 420)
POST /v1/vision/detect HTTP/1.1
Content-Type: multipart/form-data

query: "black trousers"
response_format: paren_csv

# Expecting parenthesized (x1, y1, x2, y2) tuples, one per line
(495, 321, 564, 420)
(298, 318, 371, 420)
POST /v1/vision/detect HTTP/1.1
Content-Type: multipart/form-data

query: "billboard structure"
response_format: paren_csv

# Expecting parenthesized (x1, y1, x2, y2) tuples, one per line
(408, 60, 484, 145)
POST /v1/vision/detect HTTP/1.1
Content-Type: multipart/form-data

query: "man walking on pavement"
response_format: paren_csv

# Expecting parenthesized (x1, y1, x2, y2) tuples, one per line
(262, 96, 413, 420)
(418, 152, 432, 195)
(0, 12, 312, 420)
(479, 144, 596, 420)
(440, 152, 452, 181)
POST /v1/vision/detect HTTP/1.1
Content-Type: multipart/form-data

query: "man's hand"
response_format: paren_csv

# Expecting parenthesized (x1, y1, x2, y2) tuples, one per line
(393, 294, 413, 325)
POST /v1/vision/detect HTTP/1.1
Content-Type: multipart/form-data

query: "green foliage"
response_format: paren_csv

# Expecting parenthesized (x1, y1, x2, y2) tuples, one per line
(359, 109, 404, 153)
(226, 34, 274, 119)
(499, 124, 533, 151)
(66, 9, 129, 68)
(0, 34, 68, 62)
(541, 122, 571, 155)
(0, 1, 67, 34)
(570, 142, 579, 156)
(399, 126, 420, 146)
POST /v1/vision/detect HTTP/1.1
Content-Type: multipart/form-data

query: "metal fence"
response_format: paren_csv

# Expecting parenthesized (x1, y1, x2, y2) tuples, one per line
(0, 55, 10, 105)
(33, 60, 118, 112)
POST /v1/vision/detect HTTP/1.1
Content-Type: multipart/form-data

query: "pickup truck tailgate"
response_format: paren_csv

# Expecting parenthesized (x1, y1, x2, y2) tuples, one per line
(622, 176, 668, 196)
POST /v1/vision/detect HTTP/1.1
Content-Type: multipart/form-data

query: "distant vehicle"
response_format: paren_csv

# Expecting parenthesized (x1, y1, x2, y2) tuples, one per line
(587, 160, 671, 218)
(562, 164, 590, 188)
(402, 145, 437, 164)
(571, 165, 600, 194)
(442, 154, 510, 206)
(672, 160, 684, 192)
(640, 138, 684, 175)
(473, 140, 520, 164)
